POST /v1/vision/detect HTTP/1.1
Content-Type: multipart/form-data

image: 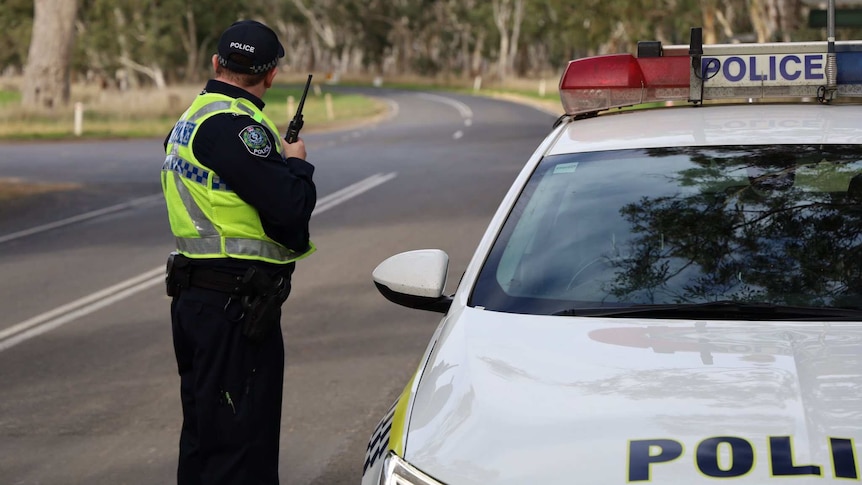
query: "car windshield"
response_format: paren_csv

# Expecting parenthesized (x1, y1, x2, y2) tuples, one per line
(471, 145, 862, 317)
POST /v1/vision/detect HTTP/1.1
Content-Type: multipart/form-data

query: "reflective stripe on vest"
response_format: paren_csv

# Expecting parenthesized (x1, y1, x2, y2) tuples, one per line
(169, 170, 218, 238)
(185, 100, 257, 122)
(175, 236, 307, 261)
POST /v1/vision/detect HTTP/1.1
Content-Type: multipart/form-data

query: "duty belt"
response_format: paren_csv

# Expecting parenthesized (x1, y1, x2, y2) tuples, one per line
(166, 252, 246, 296)
(186, 267, 244, 294)
(165, 252, 291, 341)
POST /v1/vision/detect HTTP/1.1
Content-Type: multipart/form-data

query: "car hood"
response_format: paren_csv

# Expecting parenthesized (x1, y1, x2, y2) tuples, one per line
(404, 307, 862, 484)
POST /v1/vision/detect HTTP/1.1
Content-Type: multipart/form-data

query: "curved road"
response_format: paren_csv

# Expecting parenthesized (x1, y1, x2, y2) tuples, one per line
(0, 88, 556, 484)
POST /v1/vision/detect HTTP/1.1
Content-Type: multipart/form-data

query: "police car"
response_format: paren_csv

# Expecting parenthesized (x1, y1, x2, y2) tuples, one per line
(362, 26, 862, 485)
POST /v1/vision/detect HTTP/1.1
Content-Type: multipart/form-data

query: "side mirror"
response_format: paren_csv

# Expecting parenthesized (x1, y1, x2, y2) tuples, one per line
(372, 249, 453, 313)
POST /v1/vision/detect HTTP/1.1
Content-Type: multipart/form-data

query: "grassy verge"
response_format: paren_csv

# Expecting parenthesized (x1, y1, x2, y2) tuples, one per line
(0, 89, 20, 105)
(0, 74, 564, 141)
(0, 75, 557, 200)
(341, 75, 564, 114)
(0, 80, 388, 141)
(0, 178, 81, 202)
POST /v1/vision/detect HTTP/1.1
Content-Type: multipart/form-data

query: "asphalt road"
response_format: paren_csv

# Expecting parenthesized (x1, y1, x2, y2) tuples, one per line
(0, 88, 556, 485)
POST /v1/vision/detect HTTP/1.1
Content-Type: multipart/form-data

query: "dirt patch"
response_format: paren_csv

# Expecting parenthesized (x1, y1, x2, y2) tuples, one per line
(0, 178, 82, 202)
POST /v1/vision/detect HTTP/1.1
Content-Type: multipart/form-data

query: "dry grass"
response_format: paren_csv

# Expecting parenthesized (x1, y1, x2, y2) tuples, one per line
(3, 75, 198, 117)
(0, 76, 379, 198)
(0, 73, 553, 201)
(0, 76, 390, 139)
(0, 177, 82, 201)
(0, 76, 200, 138)
(0, 72, 555, 140)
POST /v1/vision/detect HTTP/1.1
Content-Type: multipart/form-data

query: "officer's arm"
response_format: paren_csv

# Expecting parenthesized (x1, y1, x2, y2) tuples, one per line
(193, 114, 317, 251)
(281, 136, 307, 160)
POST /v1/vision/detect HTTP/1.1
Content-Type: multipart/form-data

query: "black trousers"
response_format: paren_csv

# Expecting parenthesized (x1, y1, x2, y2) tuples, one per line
(171, 286, 285, 485)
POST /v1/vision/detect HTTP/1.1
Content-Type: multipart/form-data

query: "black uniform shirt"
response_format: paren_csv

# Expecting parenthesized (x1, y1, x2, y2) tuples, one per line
(164, 80, 316, 275)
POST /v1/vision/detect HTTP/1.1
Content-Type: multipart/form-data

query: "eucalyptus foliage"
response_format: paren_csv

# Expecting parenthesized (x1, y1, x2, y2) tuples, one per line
(5, 0, 856, 88)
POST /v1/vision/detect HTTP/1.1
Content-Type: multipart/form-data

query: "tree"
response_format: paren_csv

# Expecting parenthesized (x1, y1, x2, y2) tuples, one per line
(0, 0, 833, 90)
(22, 0, 79, 109)
(0, 0, 33, 74)
(491, 0, 524, 81)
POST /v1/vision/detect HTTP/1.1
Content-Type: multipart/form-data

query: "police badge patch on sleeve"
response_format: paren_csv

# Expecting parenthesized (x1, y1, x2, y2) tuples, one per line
(239, 125, 272, 157)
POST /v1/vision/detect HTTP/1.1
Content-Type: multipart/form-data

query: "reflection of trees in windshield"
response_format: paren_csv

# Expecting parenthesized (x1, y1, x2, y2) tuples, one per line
(608, 146, 862, 307)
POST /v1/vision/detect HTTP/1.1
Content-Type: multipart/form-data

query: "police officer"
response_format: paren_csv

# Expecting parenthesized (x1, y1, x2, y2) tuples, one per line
(161, 20, 315, 485)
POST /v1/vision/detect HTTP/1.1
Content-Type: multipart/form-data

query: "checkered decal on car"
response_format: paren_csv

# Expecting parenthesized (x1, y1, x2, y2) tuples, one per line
(363, 401, 397, 473)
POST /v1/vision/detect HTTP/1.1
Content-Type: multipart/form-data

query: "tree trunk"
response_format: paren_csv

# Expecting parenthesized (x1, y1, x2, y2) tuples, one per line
(701, 2, 718, 44)
(118, 56, 166, 89)
(112, 7, 138, 89)
(181, 7, 200, 83)
(291, 0, 337, 50)
(22, 0, 79, 109)
(493, 0, 511, 81)
(751, 0, 766, 42)
(471, 29, 486, 77)
(506, 0, 524, 76)
(493, 0, 525, 82)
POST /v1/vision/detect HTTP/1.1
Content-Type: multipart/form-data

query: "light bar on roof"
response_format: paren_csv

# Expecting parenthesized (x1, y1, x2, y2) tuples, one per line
(558, 38, 862, 116)
(559, 54, 689, 115)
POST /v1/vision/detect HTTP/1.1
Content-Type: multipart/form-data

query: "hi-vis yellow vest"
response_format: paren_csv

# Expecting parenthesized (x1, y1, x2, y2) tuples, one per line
(161, 92, 315, 264)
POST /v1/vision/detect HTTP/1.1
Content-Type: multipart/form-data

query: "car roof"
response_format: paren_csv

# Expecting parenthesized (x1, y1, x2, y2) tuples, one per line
(546, 103, 862, 156)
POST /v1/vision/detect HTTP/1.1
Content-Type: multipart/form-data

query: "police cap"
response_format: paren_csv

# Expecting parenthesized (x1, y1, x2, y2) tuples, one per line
(217, 20, 285, 75)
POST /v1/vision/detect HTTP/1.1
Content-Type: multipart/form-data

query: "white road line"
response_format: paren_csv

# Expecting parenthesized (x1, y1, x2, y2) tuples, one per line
(416, 93, 474, 140)
(313, 172, 397, 214)
(416, 93, 473, 119)
(0, 268, 165, 351)
(0, 194, 165, 245)
(385, 99, 400, 119)
(0, 173, 398, 351)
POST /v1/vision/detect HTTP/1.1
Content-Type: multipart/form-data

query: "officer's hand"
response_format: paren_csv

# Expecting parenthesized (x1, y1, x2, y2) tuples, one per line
(282, 136, 307, 160)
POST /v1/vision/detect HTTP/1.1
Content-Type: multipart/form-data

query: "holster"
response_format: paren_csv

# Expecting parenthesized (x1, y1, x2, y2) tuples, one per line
(165, 251, 191, 297)
(165, 252, 290, 342)
(237, 266, 291, 342)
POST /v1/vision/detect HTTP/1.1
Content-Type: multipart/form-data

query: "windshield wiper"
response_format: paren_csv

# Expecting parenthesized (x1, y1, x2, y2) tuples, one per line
(553, 300, 862, 320)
